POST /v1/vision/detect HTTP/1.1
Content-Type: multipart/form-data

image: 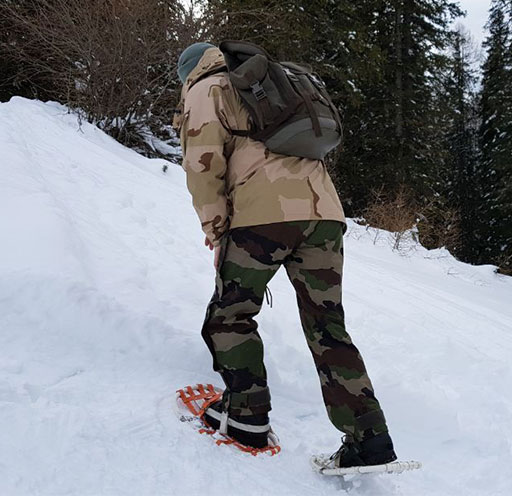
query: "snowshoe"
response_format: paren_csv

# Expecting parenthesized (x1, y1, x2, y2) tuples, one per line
(311, 433, 421, 476)
(175, 384, 280, 456)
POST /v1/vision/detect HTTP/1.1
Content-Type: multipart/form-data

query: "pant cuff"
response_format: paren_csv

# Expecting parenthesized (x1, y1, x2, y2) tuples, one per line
(224, 387, 271, 416)
(355, 409, 388, 440)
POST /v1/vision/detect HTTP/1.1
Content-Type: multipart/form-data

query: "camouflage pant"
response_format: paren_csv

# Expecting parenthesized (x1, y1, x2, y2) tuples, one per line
(202, 220, 388, 440)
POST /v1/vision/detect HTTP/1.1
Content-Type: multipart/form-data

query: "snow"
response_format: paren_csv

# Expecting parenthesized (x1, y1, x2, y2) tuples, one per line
(1, 97, 512, 495)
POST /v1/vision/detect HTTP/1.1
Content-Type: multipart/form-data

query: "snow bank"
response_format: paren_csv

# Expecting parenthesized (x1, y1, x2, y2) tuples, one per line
(1, 97, 511, 495)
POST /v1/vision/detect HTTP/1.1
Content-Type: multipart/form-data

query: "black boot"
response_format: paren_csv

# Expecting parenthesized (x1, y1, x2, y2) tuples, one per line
(203, 399, 270, 449)
(333, 432, 397, 468)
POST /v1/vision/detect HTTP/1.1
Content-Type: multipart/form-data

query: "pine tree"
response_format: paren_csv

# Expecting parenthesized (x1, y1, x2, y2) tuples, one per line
(319, 0, 461, 215)
(478, 0, 512, 272)
(437, 27, 480, 260)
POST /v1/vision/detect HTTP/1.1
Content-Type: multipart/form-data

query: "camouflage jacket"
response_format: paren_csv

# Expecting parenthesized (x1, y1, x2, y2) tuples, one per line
(174, 47, 345, 246)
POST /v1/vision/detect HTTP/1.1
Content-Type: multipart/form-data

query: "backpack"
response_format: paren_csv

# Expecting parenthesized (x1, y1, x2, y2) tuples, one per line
(219, 40, 342, 160)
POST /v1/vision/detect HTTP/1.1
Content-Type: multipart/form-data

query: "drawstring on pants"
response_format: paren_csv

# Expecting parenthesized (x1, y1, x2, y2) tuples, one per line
(264, 287, 273, 307)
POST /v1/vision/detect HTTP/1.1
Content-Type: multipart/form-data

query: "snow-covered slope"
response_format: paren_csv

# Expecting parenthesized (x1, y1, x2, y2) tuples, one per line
(1, 97, 511, 496)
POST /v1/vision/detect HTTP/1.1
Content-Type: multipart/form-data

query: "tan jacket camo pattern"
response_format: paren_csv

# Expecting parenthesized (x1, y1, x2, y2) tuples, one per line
(174, 47, 346, 246)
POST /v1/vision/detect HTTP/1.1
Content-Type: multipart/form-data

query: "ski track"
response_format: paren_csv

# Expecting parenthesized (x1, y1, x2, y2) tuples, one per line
(1, 97, 511, 495)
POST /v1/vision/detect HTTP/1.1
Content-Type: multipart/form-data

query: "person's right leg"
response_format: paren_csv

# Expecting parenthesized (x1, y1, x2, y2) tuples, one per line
(284, 220, 392, 449)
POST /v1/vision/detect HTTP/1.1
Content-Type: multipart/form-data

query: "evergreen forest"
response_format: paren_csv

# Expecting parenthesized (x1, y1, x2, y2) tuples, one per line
(1, 0, 511, 274)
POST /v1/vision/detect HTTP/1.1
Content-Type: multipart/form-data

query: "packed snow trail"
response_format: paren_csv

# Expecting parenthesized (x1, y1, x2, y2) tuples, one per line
(1, 97, 511, 496)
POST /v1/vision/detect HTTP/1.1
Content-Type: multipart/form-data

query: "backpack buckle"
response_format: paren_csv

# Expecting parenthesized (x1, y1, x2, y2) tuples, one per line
(250, 81, 267, 101)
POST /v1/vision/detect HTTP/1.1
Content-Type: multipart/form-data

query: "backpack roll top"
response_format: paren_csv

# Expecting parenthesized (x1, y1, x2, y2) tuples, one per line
(221, 41, 302, 134)
(219, 40, 343, 160)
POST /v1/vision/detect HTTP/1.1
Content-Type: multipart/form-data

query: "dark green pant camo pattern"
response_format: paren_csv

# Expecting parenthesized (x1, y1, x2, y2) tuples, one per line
(201, 220, 389, 440)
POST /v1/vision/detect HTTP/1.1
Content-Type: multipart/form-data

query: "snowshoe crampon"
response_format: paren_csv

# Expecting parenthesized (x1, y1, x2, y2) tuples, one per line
(310, 453, 422, 476)
(175, 384, 280, 457)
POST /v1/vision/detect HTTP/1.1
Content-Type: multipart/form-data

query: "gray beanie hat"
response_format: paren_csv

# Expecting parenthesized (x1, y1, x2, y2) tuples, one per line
(177, 42, 215, 83)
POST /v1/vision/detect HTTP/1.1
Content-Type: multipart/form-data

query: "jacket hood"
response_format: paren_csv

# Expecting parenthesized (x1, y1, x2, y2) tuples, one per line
(181, 47, 227, 99)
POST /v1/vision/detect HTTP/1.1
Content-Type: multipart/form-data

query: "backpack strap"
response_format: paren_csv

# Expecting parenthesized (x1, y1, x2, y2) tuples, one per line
(307, 73, 343, 133)
(246, 71, 274, 125)
(231, 129, 250, 137)
(296, 81, 322, 137)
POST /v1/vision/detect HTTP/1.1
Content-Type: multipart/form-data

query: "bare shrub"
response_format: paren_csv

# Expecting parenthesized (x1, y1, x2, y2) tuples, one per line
(360, 186, 463, 256)
(0, 1, 50, 102)
(495, 252, 512, 276)
(0, 0, 198, 154)
(362, 186, 418, 251)
(416, 201, 462, 254)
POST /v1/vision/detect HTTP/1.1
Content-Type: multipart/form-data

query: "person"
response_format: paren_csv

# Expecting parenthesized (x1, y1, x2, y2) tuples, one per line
(173, 42, 397, 467)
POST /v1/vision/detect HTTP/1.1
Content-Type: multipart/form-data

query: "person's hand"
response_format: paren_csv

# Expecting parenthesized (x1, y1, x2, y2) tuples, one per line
(214, 245, 222, 270)
(205, 236, 214, 251)
(205, 236, 222, 269)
